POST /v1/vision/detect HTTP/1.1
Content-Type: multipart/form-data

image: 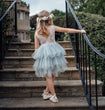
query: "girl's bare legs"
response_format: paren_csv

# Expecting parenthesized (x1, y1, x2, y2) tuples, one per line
(45, 74, 55, 95)
(45, 74, 55, 92)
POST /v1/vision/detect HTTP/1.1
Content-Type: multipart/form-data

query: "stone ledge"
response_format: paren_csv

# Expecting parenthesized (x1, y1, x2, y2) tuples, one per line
(4, 56, 75, 59)
(0, 67, 78, 72)
(0, 97, 105, 109)
(11, 41, 71, 44)
(57, 41, 71, 43)
(0, 80, 102, 87)
(0, 97, 88, 108)
(8, 48, 73, 51)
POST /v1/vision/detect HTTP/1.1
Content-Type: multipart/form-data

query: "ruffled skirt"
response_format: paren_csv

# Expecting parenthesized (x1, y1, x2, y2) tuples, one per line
(32, 42, 68, 78)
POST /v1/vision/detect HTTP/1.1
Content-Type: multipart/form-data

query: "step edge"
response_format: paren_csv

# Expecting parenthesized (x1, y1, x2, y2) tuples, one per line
(0, 80, 102, 87)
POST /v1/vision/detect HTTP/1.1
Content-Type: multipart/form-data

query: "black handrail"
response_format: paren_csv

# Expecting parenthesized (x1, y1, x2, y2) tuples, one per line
(0, 0, 17, 69)
(65, 0, 105, 110)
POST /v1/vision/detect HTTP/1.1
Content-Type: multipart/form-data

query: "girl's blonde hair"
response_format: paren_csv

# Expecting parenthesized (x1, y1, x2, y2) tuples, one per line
(36, 10, 54, 38)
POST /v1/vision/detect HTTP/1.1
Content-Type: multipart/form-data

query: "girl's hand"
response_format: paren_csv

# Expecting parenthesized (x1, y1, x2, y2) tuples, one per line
(81, 30, 86, 34)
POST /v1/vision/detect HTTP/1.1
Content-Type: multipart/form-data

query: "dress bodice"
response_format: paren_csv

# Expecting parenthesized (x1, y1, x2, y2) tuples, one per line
(36, 25, 55, 45)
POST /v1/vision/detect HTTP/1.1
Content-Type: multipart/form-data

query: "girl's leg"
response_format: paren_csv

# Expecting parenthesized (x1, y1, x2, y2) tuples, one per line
(45, 74, 55, 95)
(45, 74, 55, 92)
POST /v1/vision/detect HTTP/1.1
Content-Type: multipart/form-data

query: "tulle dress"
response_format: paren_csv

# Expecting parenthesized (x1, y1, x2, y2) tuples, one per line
(32, 25, 68, 78)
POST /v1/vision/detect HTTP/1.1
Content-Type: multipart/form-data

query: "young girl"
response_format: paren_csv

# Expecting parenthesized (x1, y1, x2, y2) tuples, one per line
(32, 10, 86, 103)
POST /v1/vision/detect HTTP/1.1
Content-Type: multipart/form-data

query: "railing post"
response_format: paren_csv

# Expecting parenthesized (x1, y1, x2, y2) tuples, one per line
(85, 40, 88, 95)
(88, 45, 92, 105)
(65, 1, 68, 28)
(75, 22, 79, 66)
(95, 52, 98, 110)
(15, 1, 17, 35)
(0, 22, 2, 69)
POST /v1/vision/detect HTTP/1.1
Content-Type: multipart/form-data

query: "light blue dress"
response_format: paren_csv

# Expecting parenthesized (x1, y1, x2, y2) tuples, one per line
(32, 25, 68, 78)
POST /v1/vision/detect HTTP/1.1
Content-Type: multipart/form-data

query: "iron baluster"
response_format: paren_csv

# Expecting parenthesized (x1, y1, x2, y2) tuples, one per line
(0, 22, 3, 69)
(88, 45, 91, 105)
(15, 2, 17, 35)
(66, 1, 68, 28)
(95, 52, 98, 110)
(75, 22, 79, 67)
(85, 40, 88, 95)
(83, 36, 85, 84)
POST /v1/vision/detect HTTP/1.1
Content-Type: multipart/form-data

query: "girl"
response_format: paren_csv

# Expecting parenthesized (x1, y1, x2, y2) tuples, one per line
(32, 10, 86, 103)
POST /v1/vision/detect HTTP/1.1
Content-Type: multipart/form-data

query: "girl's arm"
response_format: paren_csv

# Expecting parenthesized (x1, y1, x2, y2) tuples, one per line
(54, 25, 86, 34)
(34, 31, 39, 51)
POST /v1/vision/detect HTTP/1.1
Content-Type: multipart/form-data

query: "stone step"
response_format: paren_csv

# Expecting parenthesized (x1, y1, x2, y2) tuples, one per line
(0, 80, 102, 98)
(3, 56, 76, 68)
(9, 41, 72, 49)
(0, 67, 95, 81)
(0, 67, 81, 81)
(0, 97, 105, 110)
(7, 48, 74, 57)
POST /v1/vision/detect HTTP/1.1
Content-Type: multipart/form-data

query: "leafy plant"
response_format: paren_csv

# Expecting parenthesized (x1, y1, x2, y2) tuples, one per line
(69, 0, 105, 17)
(0, 0, 9, 17)
(64, 33, 69, 40)
(76, 12, 105, 95)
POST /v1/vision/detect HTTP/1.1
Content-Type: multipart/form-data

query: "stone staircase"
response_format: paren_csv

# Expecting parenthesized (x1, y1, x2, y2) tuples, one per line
(0, 41, 104, 110)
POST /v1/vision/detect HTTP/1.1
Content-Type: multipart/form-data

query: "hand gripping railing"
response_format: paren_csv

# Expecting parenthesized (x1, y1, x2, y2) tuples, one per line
(65, 0, 105, 110)
(0, 0, 17, 69)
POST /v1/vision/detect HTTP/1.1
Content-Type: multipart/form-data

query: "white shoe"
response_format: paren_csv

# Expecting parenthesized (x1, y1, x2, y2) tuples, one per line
(42, 89, 52, 100)
(49, 93, 58, 103)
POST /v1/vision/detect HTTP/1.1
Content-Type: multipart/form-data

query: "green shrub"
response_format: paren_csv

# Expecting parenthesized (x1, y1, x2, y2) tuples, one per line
(53, 15, 66, 41)
(30, 30, 35, 42)
(76, 12, 105, 95)
(76, 12, 105, 51)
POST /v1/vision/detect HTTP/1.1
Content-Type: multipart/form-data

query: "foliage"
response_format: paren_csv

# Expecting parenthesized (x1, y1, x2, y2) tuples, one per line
(30, 30, 35, 42)
(76, 12, 105, 56)
(51, 9, 65, 16)
(0, 0, 12, 34)
(83, 0, 105, 17)
(64, 33, 69, 40)
(51, 9, 66, 41)
(30, 14, 38, 30)
(0, 0, 9, 18)
(0, 0, 14, 70)
(69, 0, 105, 17)
(76, 12, 105, 95)
(21, 1, 26, 5)
(69, 0, 87, 11)
(30, 14, 38, 42)
(21, 1, 29, 7)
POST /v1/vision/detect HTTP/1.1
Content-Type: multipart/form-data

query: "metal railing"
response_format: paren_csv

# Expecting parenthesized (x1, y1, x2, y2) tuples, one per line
(65, 0, 105, 110)
(0, 0, 17, 69)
